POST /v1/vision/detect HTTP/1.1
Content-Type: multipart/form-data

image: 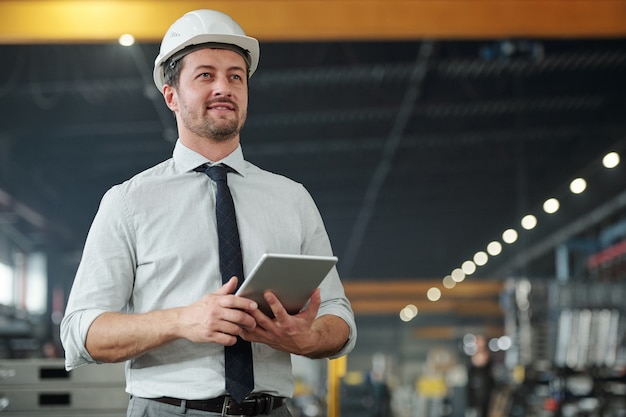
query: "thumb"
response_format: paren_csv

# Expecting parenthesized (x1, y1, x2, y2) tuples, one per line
(214, 276, 239, 295)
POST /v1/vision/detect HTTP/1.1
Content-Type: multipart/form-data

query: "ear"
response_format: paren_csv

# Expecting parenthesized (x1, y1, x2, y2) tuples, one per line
(163, 84, 178, 112)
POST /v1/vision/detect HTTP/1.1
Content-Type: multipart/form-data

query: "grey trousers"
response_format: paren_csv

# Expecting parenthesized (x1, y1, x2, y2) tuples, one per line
(127, 396, 293, 417)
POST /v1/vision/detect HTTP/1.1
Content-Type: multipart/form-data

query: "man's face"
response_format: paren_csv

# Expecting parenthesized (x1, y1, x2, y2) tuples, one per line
(171, 48, 248, 142)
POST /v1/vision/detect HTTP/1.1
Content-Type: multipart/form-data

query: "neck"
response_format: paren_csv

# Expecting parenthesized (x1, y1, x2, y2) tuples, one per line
(180, 134, 240, 162)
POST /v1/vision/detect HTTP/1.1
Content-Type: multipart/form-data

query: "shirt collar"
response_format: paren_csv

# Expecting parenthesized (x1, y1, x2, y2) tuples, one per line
(173, 140, 247, 177)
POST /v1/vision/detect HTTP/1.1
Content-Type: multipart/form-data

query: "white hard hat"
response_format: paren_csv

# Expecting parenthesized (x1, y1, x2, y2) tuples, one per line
(153, 9, 260, 91)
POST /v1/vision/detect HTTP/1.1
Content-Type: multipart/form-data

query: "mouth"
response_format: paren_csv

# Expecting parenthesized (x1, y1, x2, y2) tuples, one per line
(208, 100, 236, 111)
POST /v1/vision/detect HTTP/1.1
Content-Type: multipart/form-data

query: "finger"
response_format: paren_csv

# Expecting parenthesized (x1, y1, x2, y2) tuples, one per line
(229, 289, 259, 312)
(250, 307, 273, 324)
(214, 277, 239, 295)
(214, 331, 239, 346)
(264, 291, 289, 320)
(300, 289, 321, 316)
(240, 322, 269, 343)
(308, 288, 321, 307)
(222, 308, 257, 331)
(220, 318, 250, 336)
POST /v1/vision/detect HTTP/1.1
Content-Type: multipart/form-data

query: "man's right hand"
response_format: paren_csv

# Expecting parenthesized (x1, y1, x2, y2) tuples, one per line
(178, 277, 258, 346)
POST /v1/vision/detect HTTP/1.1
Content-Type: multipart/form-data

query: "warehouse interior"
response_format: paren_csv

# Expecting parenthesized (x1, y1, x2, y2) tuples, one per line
(0, 1, 625, 416)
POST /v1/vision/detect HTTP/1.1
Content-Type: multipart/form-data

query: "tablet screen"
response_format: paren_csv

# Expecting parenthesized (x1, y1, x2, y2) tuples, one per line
(236, 253, 338, 316)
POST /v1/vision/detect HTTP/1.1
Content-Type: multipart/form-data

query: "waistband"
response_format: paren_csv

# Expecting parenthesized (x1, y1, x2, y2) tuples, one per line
(148, 395, 286, 416)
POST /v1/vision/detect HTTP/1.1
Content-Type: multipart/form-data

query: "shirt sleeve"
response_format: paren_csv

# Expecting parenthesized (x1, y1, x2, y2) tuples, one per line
(60, 185, 137, 370)
(297, 185, 357, 358)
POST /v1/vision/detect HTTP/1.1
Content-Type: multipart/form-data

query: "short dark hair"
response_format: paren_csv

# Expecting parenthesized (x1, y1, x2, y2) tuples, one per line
(163, 56, 184, 89)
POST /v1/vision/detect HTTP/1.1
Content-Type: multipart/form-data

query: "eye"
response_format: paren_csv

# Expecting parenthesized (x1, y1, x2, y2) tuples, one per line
(195, 72, 214, 80)
(230, 74, 243, 81)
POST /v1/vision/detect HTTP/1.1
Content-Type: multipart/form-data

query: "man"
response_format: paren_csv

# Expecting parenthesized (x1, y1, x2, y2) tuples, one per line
(61, 9, 356, 417)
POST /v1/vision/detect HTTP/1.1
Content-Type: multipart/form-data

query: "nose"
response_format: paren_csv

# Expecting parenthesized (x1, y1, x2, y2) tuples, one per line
(212, 74, 232, 97)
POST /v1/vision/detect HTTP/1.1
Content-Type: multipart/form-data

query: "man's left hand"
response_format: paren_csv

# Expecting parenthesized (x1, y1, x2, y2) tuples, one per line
(241, 288, 322, 356)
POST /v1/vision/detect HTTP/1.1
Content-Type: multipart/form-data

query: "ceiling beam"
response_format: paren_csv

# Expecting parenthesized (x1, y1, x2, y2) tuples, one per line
(412, 325, 504, 340)
(344, 280, 503, 297)
(344, 279, 504, 315)
(349, 298, 504, 316)
(1, 1, 625, 44)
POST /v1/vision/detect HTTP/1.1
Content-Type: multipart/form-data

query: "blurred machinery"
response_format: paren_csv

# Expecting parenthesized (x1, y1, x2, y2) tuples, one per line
(0, 359, 127, 416)
(498, 279, 626, 417)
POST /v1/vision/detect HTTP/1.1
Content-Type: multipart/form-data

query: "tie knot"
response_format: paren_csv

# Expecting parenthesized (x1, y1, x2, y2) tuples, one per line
(205, 164, 229, 183)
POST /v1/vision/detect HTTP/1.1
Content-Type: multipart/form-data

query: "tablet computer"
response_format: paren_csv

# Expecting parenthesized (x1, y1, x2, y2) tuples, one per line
(236, 253, 338, 317)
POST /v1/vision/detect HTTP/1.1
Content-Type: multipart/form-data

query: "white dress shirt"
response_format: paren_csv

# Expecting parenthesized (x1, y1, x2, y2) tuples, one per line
(61, 140, 356, 400)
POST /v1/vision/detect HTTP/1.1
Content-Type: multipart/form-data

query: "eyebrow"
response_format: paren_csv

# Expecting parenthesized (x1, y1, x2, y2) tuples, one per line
(193, 64, 246, 74)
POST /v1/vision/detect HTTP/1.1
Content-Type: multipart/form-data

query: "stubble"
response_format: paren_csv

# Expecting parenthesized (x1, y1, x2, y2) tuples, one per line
(180, 97, 247, 142)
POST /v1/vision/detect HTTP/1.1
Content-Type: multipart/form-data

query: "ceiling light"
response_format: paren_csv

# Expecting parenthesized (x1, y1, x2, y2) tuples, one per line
(118, 34, 135, 46)
(486, 241, 502, 256)
(521, 214, 537, 230)
(461, 260, 476, 275)
(442, 275, 456, 288)
(427, 287, 442, 301)
(473, 251, 488, 266)
(451, 268, 466, 282)
(399, 309, 413, 322)
(602, 152, 620, 169)
(543, 197, 560, 214)
(502, 228, 518, 244)
(399, 304, 418, 322)
(569, 177, 587, 194)
(405, 304, 418, 316)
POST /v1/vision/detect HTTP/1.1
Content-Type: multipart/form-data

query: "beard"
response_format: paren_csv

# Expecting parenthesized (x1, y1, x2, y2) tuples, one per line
(179, 97, 247, 142)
